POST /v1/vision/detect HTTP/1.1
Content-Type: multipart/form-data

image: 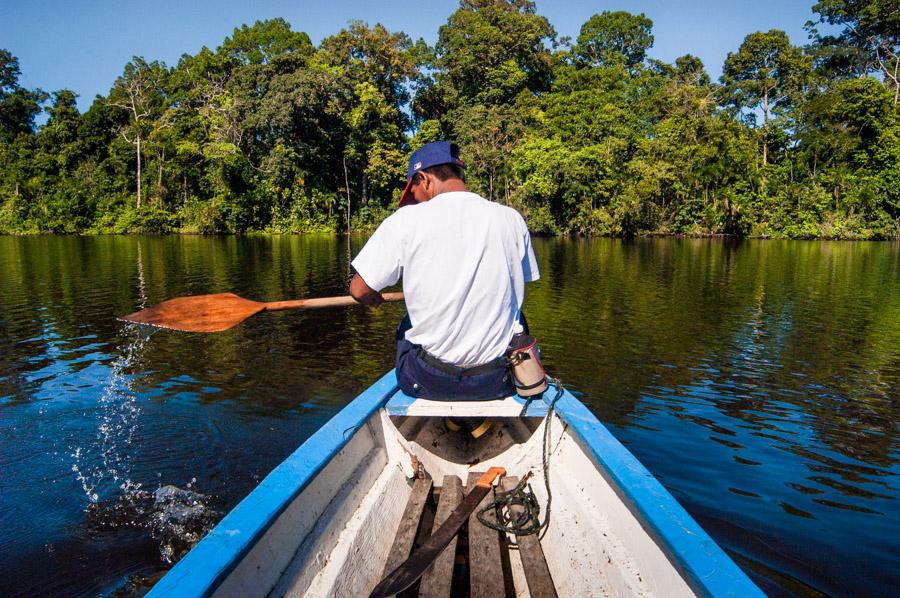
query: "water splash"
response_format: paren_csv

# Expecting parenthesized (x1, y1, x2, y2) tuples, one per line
(70, 241, 220, 566)
(70, 324, 156, 504)
(72, 241, 154, 504)
(87, 484, 221, 564)
(72, 321, 219, 565)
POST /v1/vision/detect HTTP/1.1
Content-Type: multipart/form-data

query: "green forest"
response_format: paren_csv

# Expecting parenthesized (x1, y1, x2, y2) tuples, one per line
(1, 0, 897, 238)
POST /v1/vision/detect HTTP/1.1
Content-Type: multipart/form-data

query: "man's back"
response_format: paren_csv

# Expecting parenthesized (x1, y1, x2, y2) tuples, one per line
(351, 191, 539, 365)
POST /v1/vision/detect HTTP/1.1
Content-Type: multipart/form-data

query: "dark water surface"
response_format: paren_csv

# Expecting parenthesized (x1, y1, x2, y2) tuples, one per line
(0, 236, 897, 597)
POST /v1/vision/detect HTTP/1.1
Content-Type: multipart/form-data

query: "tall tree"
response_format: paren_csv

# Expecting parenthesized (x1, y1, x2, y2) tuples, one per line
(39, 90, 81, 171)
(574, 11, 654, 71)
(166, 47, 238, 213)
(108, 58, 169, 208)
(454, 103, 524, 202)
(318, 22, 418, 216)
(219, 18, 313, 66)
(318, 21, 419, 114)
(419, 0, 555, 196)
(429, 0, 555, 110)
(806, 0, 900, 104)
(0, 50, 45, 143)
(722, 31, 812, 165)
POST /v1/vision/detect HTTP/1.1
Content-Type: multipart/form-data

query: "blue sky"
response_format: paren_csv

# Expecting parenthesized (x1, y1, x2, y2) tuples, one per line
(3, 0, 821, 112)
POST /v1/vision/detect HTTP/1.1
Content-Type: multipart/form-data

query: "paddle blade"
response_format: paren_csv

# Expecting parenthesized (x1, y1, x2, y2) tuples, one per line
(120, 293, 265, 333)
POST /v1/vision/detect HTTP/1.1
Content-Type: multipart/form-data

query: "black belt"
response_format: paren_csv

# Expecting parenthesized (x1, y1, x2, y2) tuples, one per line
(418, 349, 509, 377)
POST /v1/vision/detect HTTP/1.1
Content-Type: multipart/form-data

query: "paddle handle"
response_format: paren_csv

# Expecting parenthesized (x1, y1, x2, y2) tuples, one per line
(476, 467, 506, 488)
(264, 292, 405, 312)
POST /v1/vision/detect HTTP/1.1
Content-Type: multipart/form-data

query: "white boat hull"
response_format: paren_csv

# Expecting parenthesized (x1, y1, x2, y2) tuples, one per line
(149, 373, 762, 597)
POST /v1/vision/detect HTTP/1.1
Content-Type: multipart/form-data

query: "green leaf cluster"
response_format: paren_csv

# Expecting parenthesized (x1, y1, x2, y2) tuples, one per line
(0, 1, 897, 238)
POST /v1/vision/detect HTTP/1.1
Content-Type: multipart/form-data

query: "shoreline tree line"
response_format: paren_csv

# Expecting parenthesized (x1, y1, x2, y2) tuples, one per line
(1, 0, 897, 238)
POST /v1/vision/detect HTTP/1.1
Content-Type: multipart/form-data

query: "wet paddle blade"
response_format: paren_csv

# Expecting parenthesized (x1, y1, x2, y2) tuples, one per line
(119, 293, 266, 333)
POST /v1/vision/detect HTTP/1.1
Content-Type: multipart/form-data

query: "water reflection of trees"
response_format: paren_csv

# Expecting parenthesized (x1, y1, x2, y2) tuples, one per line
(0, 235, 398, 413)
(3, 235, 895, 598)
(525, 238, 898, 468)
(3, 236, 896, 467)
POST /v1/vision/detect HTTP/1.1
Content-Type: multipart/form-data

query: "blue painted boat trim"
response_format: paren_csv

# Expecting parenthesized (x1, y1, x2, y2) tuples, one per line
(147, 370, 399, 598)
(546, 380, 764, 598)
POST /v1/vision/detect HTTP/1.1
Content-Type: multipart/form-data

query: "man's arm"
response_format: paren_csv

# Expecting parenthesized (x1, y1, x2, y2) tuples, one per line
(349, 213, 401, 307)
(350, 273, 385, 307)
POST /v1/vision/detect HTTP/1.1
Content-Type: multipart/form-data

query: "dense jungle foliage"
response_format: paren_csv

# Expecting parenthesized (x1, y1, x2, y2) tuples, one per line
(1, 0, 898, 237)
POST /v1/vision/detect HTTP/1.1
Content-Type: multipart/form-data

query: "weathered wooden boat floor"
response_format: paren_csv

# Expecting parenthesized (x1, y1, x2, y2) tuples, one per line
(383, 473, 557, 598)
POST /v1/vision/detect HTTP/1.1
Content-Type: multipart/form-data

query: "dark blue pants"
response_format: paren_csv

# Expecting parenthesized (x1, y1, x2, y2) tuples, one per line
(395, 315, 515, 401)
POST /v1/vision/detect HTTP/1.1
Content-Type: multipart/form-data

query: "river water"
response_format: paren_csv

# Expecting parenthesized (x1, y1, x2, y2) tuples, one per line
(0, 235, 897, 597)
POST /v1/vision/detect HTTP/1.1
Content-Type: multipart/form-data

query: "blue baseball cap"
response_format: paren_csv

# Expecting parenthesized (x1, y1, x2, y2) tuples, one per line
(399, 141, 464, 207)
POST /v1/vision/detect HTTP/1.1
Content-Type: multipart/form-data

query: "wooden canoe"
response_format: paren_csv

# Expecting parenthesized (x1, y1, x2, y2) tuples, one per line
(148, 372, 763, 597)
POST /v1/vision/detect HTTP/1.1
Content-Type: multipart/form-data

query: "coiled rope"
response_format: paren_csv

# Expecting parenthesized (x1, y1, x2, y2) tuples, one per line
(476, 378, 564, 540)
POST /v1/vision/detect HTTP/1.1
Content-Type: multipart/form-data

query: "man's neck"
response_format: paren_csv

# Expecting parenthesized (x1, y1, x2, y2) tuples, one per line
(428, 179, 469, 199)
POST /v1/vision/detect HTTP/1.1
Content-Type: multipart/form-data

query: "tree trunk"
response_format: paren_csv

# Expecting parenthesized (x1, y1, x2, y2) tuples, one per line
(893, 57, 899, 106)
(762, 89, 769, 167)
(876, 45, 899, 106)
(361, 171, 368, 206)
(136, 134, 142, 209)
(343, 156, 351, 233)
(157, 149, 164, 206)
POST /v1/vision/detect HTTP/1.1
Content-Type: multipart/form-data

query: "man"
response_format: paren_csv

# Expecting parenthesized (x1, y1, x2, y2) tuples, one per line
(350, 141, 539, 400)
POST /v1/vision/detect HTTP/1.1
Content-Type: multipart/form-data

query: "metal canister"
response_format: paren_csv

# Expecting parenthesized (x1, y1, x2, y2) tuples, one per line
(507, 333, 548, 397)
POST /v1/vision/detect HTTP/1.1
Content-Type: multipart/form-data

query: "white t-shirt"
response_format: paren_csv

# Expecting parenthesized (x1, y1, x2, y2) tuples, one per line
(352, 191, 540, 366)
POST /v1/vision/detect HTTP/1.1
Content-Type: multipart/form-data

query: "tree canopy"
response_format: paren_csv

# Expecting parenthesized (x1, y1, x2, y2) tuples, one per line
(1, 2, 897, 239)
(575, 10, 654, 70)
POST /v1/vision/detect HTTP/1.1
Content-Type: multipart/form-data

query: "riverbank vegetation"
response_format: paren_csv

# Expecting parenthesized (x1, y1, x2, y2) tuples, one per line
(1, 0, 897, 238)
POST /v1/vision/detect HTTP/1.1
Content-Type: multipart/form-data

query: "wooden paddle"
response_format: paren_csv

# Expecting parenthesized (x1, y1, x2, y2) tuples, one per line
(119, 291, 405, 333)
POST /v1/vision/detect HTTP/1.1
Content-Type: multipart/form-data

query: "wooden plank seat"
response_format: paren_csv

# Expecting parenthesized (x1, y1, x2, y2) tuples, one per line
(382, 472, 556, 597)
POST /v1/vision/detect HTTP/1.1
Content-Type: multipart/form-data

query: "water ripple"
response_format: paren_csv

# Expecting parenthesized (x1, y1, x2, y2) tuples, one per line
(1, 236, 897, 598)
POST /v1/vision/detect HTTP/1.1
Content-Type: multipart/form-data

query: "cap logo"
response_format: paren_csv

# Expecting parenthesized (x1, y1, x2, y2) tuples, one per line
(414, 161, 422, 170)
